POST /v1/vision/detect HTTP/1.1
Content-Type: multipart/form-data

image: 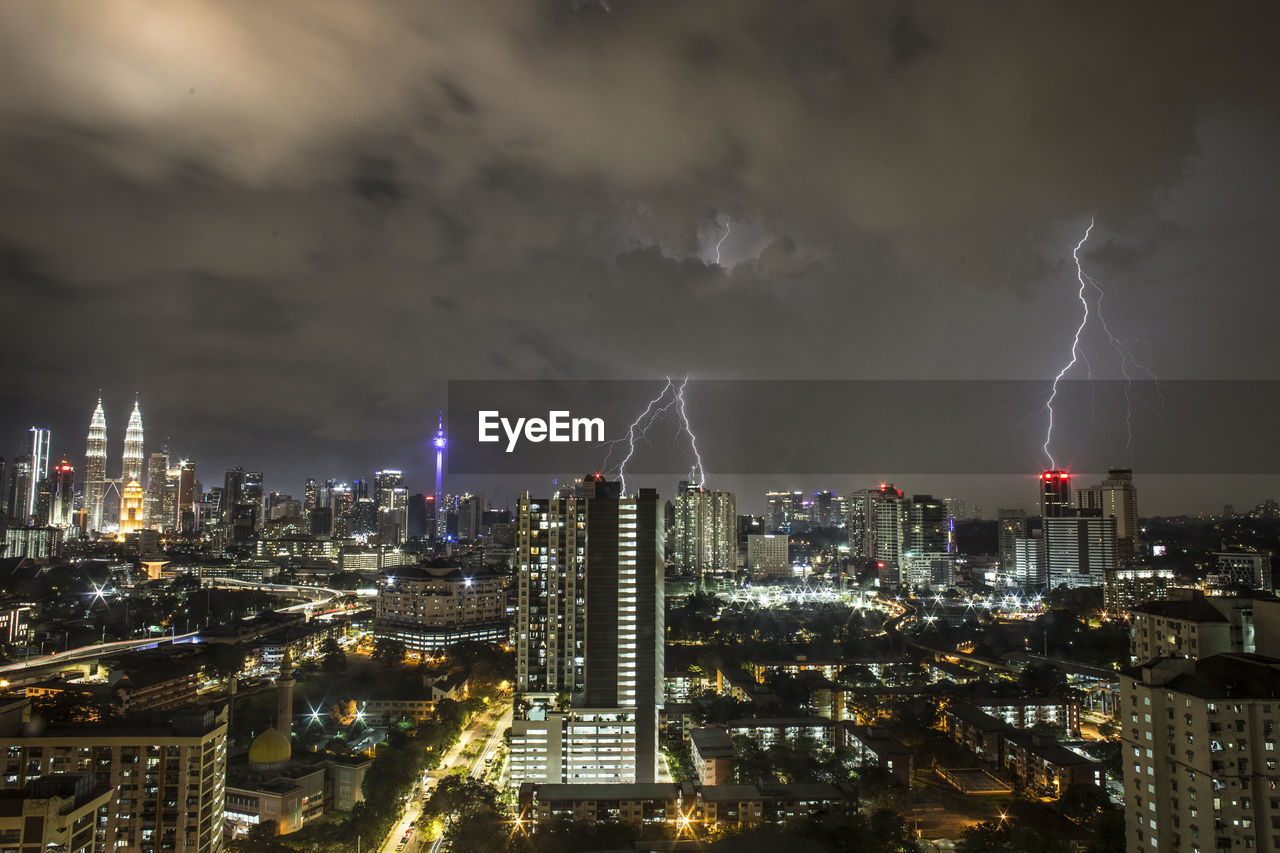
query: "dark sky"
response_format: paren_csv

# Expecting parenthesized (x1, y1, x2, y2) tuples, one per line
(2, 2, 1279, 515)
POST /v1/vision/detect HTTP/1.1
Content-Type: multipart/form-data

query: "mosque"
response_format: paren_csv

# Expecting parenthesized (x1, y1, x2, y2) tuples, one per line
(224, 652, 372, 837)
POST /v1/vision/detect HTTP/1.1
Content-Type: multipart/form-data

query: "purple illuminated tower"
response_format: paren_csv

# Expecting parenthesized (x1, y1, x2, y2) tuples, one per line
(433, 410, 446, 538)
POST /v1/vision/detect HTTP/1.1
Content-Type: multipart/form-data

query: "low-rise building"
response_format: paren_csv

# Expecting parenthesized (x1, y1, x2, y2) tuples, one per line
(688, 728, 736, 785)
(723, 717, 836, 749)
(974, 696, 1081, 737)
(998, 731, 1101, 796)
(518, 780, 856, 830)
(943, 703, 1008, 763)
(842, 725, 914, 787)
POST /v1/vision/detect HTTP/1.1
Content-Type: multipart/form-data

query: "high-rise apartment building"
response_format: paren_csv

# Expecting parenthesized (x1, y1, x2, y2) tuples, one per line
(0, 700, 228, 853)
(511, 476, 664, 785)
(1121, 654, 1280, 853)
(673, 483, 737, 581)
(84, 400, 107, 531)
(517, 492, 585, 695)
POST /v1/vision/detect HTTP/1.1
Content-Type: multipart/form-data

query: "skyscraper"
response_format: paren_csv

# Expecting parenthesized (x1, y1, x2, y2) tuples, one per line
(373, 469, 403, 510)
(177, 460, 197, 532)
(5, 456, 31, 522)
(997, 508, 1028, 573)
(673, 482, 737, 584)
(49, 459, 74, 528)
(1077, 468, 1139, 567)
(146, 450, 170, 529)
(1043, 515, 1116, 588)
(511, 476, 664, 785)
(26, 427, 50, 519)
(122, 401, 144, 486)
(119, 478, 144, 534)
(1039, 470, 1072, 518)
(84, 399, 107, 531)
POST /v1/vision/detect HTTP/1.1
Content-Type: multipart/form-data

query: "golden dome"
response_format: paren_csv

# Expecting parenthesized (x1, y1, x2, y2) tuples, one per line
(248, 726, 291, 768)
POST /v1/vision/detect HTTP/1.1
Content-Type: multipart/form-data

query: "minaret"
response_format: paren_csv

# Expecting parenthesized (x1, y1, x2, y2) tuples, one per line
(85, 399, 107, 531)
(276, 649, 295, 739)
(122, 399, 144, 485)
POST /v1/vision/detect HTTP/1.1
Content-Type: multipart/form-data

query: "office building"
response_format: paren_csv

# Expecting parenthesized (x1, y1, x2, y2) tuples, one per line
(997, 509, 1028, 573)
(1211, 551, 1274, 591)
(1014, 533, 1045, 585)
(1043, 515, 1116, 588)
(177, 460, 197, 533)
(122, 402, 144, 486)
(746, 534, 790, 579)
(25, 427, 50, 520)
(764, 491, 804, 534)
(1077, 468, 1139, 566)
(85, 399, 107, 531)
(1039, 470, 1072, 518)
(902, 494, 953, 587)
(4, 456, 30, 523)
(119, 478, 145, 534)
(49, 459, 74, 528)
(0, 700, 228, 853)
(146, 450, 170, 529)
(373, 561, 507, 652)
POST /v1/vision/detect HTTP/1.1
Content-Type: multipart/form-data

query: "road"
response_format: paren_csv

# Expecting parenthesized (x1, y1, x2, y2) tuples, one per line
(0, 631, 202, 674)
(378, 701, 513, 853)
(0, 578, 354, 676)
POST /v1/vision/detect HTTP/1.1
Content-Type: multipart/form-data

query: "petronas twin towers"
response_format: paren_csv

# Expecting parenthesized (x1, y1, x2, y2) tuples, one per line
(84, 397, 144, 531)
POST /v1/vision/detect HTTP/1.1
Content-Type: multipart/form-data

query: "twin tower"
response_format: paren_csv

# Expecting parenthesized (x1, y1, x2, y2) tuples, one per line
(84, 397, 144, 532)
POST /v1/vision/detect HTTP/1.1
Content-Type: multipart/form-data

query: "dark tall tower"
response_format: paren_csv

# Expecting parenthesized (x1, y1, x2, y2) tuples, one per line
(1039, 470, 1072, 518)
(580, 475, 664, 782)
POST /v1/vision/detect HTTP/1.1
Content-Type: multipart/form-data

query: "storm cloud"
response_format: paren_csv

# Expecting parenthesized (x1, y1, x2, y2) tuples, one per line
(1, 1, 1278, 510)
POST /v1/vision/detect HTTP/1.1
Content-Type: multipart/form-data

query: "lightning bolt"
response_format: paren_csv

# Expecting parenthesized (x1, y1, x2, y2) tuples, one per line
(674, 376, 705, 487)
(713, 217, 732, 266)
(604, 376, 708, 495)
(1043, 218, 1095, 468)
(1084, 271, 1163, 456)
(607, 378, 675, 496)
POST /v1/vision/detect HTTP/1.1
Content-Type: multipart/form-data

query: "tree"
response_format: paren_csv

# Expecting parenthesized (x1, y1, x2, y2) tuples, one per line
(422, 776, 506, 853)
(321, 636, 348, 673)
(373, 638, 407, 665)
